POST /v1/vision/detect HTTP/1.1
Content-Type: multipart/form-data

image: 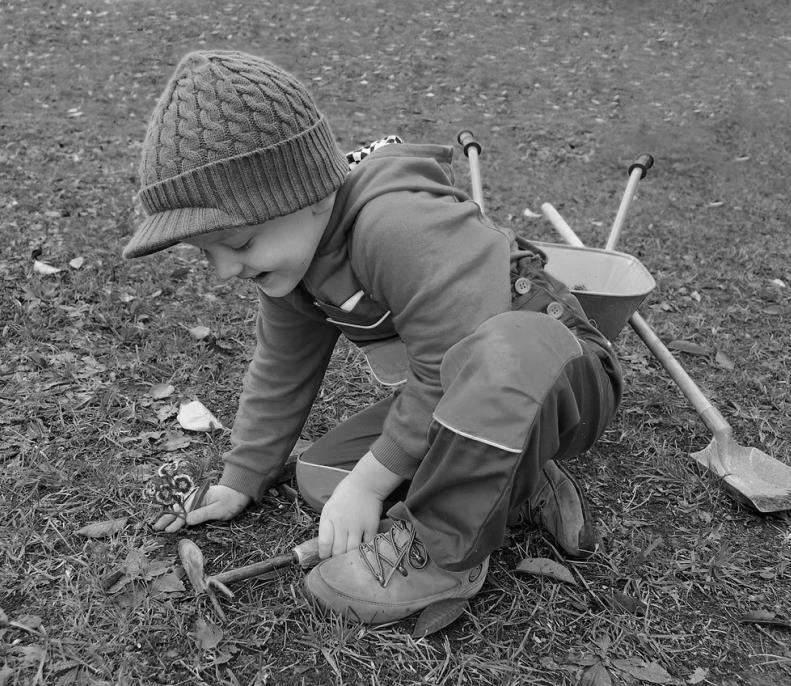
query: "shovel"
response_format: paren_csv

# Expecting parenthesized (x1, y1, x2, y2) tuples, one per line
(540, 159, 791, 513)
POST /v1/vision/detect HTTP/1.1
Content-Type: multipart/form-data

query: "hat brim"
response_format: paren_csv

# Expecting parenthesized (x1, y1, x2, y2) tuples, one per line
(122, 206, 247, 259)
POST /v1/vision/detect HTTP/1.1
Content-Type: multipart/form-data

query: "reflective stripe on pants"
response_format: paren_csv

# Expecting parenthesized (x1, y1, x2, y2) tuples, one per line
(297, 311, 620, 570)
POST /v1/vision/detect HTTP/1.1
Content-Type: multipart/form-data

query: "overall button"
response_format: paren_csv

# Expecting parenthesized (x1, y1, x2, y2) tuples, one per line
(546, 302, 564, 319)
(514, 277, 531, 295)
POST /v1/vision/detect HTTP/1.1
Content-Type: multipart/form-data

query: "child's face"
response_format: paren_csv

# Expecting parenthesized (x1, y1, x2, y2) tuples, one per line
(186, 203, 329, 298)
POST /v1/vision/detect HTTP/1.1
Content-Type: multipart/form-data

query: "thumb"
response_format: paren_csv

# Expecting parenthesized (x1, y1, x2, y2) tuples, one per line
(185, 501, 228, 526)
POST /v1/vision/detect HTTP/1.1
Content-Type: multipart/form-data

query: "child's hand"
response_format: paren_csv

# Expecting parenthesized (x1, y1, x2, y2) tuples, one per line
(318, 472, 384, 559)
(317, 450, 404, 559)
(153, 485, 251, 533)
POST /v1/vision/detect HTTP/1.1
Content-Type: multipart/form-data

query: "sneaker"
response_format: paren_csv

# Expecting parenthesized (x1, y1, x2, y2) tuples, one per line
(511, 460, 596, 559)
(304, 519, 488, 625)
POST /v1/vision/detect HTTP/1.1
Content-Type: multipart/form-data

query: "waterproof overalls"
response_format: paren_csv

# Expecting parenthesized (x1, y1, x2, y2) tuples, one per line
(218, 141, 622, 571)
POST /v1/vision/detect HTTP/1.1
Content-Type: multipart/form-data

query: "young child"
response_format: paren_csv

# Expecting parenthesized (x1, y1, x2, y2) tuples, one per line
(125, 50, 622, 625)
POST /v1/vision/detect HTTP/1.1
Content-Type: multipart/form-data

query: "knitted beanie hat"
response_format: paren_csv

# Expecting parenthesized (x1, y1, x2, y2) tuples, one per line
(123, 50, 349, 259)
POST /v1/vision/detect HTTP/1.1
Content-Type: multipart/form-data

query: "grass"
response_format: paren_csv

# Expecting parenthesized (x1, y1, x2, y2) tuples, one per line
(2, 0, 791, 684)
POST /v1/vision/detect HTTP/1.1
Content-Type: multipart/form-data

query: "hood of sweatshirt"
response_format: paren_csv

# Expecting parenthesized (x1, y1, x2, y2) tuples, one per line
(300, 143, 469, 307)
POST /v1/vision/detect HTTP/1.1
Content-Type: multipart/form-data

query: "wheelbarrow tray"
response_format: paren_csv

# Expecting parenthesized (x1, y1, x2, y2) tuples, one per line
(533, 241, 656, 341)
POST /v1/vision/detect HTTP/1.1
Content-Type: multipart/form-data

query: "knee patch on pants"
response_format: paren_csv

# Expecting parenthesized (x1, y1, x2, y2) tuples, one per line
(434, 311, 585, 452)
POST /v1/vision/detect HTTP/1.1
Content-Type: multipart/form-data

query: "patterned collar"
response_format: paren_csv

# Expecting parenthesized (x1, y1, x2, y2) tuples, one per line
(345, 135, 403, 169)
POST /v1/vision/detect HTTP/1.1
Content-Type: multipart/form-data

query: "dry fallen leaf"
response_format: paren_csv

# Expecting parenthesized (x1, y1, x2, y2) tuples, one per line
(515, 557, 577, 585)
(738, 609, 791, 628)
(156, 404, 178, 422)
(607, 590, 647, 615)
(150, 571, 186, 595)
(412, 597, 469, 638)
(177, 400, 224, 431)
(611, 658, 673, 684)
(668, 340, 710, 357)
(190, 617, 223, 651)
(715, 350, 735, 371)
(149, 383, 175, 399)
(33, 259, 61, 275)
(69, 256, 85, 269)
(188, 325, 212, 340)
(687, 666, 708, 684)
(161, 432, 192, 452)
(76, 517, 128, 538)
(580, 661, 612, 686)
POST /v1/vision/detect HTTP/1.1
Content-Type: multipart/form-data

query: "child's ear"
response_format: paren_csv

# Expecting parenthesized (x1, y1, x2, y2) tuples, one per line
(312, 192, 336, 215)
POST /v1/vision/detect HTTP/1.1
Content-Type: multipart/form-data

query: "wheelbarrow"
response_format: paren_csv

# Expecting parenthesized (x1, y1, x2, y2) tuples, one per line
(457, 130, 791, 513)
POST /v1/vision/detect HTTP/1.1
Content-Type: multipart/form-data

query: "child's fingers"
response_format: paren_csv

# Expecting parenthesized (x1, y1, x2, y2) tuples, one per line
(163, 516, 187, 534)
(332, 529, 350, 558)
(318, 517, 334, 559)
(152, 512, 178, 531)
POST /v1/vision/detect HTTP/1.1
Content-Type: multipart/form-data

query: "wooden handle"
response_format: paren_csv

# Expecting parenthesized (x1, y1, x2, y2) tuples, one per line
(208, 537, 321, 587)
(606, 153, 653, 251)
(292, 537, 321, 568)
(541, 203, 584, 247)
(457, 129, 485, 211)
(456, 129, 482, 157)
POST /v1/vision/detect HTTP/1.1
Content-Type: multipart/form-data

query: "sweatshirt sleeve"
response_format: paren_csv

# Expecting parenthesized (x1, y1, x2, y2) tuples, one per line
(351, 191, 512, 478)
(219, 291, 339, 500)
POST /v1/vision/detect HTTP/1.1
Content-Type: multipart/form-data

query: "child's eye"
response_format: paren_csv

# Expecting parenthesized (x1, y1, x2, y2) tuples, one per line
(233, 238, 253, 252)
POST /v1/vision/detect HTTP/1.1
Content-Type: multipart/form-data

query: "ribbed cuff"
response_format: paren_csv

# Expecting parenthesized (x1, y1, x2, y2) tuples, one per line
(370, 433, 422, 480)
(218, 462, 274, 501)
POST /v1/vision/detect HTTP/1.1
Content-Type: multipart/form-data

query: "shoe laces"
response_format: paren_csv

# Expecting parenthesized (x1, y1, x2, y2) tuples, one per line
(359, 520, 428, 588)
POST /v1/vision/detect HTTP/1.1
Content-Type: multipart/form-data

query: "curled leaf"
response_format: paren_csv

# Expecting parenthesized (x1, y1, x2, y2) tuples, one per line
(76, 517, 128, 538)
(411, 598, 469, 638)
(178, 539, 207, 593)
(515, 557, 576, 585)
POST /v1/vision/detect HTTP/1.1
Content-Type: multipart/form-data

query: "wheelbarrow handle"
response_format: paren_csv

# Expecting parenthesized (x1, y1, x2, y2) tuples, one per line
(628, 153, 654, 179)
(606, 153, 654, 251)
(456, 129, 485, 211)
(456, 129, 482, 156)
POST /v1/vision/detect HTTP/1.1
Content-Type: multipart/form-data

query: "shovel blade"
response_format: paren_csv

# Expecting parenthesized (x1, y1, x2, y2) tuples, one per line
(691, 439, 791, 513)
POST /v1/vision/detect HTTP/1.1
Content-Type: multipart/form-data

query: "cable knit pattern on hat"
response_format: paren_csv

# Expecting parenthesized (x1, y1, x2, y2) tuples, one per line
(124, 50, 349, 259)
